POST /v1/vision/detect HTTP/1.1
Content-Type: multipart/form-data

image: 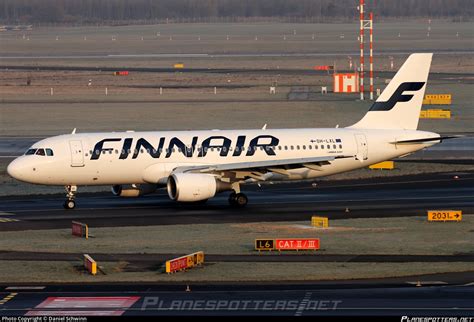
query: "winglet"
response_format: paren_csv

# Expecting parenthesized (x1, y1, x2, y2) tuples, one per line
(71, 128, 77, 134)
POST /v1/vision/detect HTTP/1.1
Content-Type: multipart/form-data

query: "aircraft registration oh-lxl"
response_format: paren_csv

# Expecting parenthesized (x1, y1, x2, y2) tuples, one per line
(7, 53, 453, 209)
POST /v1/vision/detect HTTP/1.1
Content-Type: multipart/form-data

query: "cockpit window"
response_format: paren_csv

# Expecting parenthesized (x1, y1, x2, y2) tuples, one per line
(25, 147, 53, 156)
(35, 149, 45, 156)
(25, 149, 37, 155)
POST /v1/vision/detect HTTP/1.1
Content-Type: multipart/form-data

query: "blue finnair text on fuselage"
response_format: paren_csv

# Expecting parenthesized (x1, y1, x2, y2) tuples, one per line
(90, 134, 344, 160)
(91, 134, 281, 160)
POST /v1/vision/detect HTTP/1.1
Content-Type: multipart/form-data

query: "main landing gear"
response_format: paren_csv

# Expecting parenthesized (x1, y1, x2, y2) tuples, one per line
(63, 185, 77, 209)
(228, 191, 248, 208)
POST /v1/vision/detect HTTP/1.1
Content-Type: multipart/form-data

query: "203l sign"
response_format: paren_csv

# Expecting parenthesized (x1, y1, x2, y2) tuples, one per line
(427, 210, 462, 222)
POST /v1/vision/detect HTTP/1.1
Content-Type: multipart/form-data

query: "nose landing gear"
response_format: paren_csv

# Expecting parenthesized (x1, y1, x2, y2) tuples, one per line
(63, 185, 77, 209)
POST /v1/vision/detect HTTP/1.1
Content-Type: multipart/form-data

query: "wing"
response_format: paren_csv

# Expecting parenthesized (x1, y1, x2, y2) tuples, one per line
(172, 155, 353, 181)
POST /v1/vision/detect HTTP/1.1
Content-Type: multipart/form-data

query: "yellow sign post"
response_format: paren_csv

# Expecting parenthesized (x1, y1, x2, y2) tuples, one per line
(165, 251, 205, 274)
(369, 161, 395, 170)
(311, 216, 329, 228)
(423, 94, 452, 105)
(420, 109, 451, 119)
(427, 210, 462, 222)
(83, 254, 97, 275)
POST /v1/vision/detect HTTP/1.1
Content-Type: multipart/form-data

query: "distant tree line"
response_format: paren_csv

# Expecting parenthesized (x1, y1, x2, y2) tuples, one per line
(0, 0, 472, 24)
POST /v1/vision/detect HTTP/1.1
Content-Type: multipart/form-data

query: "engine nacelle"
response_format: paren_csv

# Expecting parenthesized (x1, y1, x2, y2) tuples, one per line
(167, 173, 231, 202)
(111, 184, 157, 197)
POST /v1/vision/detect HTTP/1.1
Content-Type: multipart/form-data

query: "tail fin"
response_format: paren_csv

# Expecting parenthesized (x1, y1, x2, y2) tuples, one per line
(350, 53, 432, 130)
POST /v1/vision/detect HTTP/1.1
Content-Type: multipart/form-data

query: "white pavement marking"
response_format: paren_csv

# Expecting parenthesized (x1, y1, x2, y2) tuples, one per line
(5, 286, 45, 290)
(406, 281, 449, 285)
(294, 291, 312, 316)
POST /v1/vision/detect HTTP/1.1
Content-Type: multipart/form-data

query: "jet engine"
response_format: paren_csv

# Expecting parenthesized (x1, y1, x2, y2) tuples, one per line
(111, 184, 157, 197)
(167, 173, 231, 202)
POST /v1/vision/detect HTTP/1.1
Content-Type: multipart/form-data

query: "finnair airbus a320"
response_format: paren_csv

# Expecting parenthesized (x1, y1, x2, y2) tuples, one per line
(8, 53, 449, 209)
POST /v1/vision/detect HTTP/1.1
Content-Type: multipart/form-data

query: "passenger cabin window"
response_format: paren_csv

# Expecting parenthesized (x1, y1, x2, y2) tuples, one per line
(25, 149, 37, 155)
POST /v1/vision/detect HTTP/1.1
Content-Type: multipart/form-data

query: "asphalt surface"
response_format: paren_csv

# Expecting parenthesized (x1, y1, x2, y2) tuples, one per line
(1, 251, 473, 265)
(0, 282, 473, 316)
(0, 171, 473, 231)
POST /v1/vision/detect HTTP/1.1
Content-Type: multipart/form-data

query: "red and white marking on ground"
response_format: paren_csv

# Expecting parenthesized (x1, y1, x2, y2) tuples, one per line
(25, 296, 140, 316)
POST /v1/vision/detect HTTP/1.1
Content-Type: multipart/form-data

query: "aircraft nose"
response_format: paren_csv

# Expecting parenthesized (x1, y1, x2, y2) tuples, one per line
(7, 158, 22, 179)
(7, 157, 32, 182)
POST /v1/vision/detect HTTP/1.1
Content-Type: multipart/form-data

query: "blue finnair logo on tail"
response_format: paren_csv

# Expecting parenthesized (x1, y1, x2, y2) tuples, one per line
(369, 82, 425, 111)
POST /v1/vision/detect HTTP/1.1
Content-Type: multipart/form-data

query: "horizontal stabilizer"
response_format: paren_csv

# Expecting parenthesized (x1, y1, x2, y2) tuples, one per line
(390, 136, 461, 145)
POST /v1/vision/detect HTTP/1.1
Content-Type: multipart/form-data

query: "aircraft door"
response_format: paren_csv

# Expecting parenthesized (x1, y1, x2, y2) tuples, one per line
(69, 140, 85, 167)
(354, 134, 368, 161)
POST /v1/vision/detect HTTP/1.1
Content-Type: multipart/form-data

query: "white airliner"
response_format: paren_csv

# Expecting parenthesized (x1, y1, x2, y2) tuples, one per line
(7, 53, 449, 209)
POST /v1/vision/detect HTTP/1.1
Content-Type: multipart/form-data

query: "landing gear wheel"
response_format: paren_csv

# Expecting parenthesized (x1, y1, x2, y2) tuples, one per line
(228, 192, 237, 206)
(63, 199, 76, 209)
(234, 193, 248, 208)
(64, 185, 77, 210)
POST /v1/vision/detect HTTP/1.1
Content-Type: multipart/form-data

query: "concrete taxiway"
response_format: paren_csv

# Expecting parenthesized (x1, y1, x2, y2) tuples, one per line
(0, 171, 473, 231)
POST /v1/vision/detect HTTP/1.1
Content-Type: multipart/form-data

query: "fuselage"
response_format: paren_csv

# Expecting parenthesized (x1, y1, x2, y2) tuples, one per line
(7, 127, 439, 186)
